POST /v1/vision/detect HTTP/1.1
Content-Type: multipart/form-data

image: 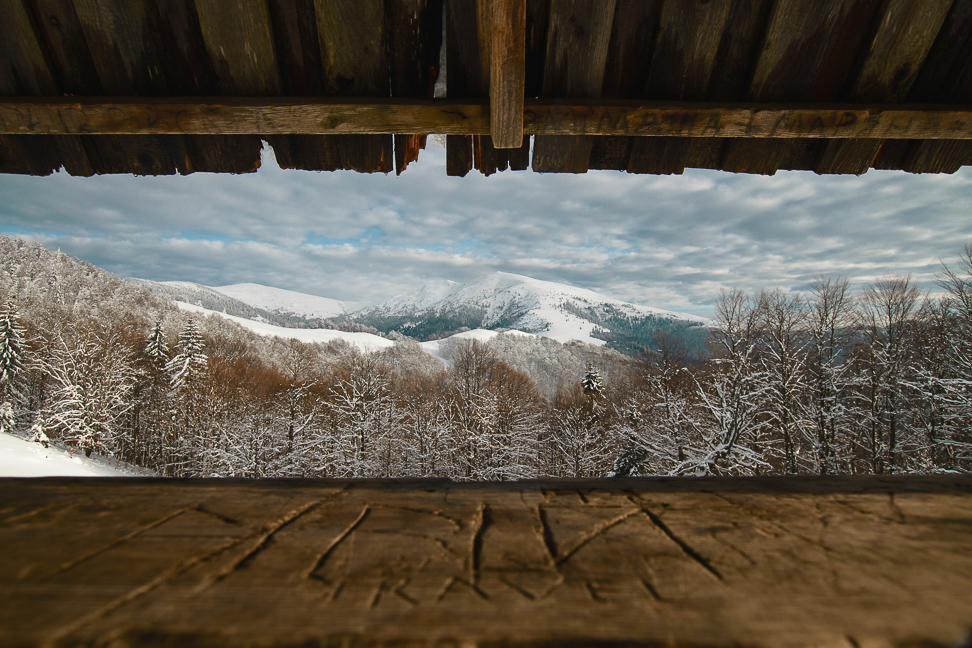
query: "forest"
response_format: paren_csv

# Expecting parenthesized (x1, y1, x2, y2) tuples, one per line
(1, 235, 970, 479)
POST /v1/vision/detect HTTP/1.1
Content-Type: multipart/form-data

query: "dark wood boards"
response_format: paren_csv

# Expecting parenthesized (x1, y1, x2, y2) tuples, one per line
(532, 0, 616, 173)
(446, 0, 529, 176)
(386, 0, 443, 174)
(814, 0, 953, 175)
(2, 476, 972, 647)
(5, 97, 972, 140)
(2, 0, 972, 176)
(626, 0, 732, 175)
(722, 0, 887, 175)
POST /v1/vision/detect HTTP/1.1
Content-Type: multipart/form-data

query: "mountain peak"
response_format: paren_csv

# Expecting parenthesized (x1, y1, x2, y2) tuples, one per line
(351, 271, 709, 353)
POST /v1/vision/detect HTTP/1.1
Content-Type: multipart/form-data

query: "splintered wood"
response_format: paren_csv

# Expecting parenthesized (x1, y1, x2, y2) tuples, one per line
(1, 476, 971, 647)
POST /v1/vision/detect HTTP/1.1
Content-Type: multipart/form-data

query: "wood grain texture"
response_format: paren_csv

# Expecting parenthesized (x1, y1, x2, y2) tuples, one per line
(488, 0, 526, 148)
(896, 0, 972, 173)
(313, 0, 392, 173)
(722, 0, 885, 175)
(446, 0, 529, 176)
(386, 0, 443, 173)
(815, 0, 953, 174)
(627, 0, 732, 175)
(1, 476, 971, 647)
(5, 98, 972, 139)
(532, 0, 616, 173)
(0, 0, 78, 175)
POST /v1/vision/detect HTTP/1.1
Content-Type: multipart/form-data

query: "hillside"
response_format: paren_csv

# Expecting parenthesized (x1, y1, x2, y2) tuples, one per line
(347, 272, 710, 355)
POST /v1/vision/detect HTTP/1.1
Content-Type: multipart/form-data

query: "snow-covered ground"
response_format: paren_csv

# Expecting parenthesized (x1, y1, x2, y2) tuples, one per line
(210, 283, 354, 319)
(176, 302, 396, 352)
(0, 433, 139, 477)
(420, 328, 535, 362)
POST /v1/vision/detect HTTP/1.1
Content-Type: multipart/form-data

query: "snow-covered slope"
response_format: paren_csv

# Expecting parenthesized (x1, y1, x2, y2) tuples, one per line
(176, 302, 395, 352)
(0, 433, 140, 477)
(353, 272, 708, 348)
(210, 283, 353, 320)
(420, 328, 535, 362)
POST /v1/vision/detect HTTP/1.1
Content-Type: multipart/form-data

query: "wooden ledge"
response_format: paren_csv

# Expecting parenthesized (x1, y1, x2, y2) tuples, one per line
(1, 476, 971, 647)
(2, 98, 972, 140)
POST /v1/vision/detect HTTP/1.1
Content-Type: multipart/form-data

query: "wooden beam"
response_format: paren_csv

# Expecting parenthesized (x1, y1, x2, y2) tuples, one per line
(3, 477, 972, 647)
(488, 0, 526, 148)
(2, 97, 972, 139)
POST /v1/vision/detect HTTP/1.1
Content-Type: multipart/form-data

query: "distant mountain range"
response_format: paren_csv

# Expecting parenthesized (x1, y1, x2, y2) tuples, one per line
(131, 272, 710, 356)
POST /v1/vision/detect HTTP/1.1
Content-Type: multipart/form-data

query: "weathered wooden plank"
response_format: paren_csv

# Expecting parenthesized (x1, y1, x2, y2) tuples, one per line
(722, 0, 885, 175)
(627, 0, 732, 175)
(71, 0, 186, 175)
(5, 97, 972, 139)
(897, 0, 972, 173)
(193, 0, 280, 96)
(23, 0, 104, 175)
(446, 0, 529, 176)
(0, 0, 78, 175)
(263, 0, 331, 172)
(387, 0, 443, 173)
(1, 477, 971, 647)
(313, 0, 392, 173)
(588, 0, 662, 170)
(445, 133, 473, 176)
(815, 0, 953, 175)
(532, 0, 616, 173)
(488, 0, 526, 148)
(145, 0, 260, 174)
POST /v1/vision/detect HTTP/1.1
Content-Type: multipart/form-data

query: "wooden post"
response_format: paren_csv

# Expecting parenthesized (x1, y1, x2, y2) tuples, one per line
(488, 0, 526, 148)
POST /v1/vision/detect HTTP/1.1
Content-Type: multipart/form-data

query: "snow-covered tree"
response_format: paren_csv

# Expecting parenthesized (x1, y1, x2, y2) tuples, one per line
(144, 318, 169, 371)
(582, 361, 603, 397)
(0, 300, 27, 397)
(685, 290, 770, 476)
(805, 276, 854, 475)
(852, 276, 922, 474)
(756, 289, 809, 473)
(166, 317, 207, 391)
(323, 351, 399, 477)
(0, 401, 15, 435)
(41, 324, 136, 457)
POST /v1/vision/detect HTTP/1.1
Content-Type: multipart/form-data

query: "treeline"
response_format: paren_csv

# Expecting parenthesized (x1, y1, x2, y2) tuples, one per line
(0, 236, 969, 478)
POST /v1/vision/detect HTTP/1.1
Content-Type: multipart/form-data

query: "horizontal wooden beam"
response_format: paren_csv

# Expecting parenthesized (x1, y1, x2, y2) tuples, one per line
(1, 97, 971, 139)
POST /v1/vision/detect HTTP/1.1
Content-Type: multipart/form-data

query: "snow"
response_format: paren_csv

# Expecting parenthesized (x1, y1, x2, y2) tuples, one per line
(420, 328, 535, 362)
(361, 271, 709, 347)
(175, 302, 395, 352)
(210, 283, 354, 319)
(0, 433, 135, 477)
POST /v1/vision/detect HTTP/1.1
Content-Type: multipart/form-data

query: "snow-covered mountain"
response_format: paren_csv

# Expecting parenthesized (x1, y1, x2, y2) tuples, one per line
(348, 272, 709, 353)
(133, 272, 709, 356)
(210, 283, 354, 320)
(175, 302, 394, 353)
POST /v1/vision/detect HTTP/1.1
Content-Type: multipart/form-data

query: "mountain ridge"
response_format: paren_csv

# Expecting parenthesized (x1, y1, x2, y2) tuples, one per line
(130, 271, 709, 356)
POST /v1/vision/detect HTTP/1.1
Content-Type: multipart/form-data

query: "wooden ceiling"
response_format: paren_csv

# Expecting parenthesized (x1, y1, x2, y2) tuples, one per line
(1, 0, 971, 177)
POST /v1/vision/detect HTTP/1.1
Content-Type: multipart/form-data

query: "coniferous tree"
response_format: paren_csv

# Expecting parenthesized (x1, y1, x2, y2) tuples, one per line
(0, 300, 27, 399)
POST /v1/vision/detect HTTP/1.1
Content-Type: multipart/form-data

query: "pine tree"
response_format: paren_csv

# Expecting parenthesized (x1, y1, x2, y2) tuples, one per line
(144, 318, 168, 371)
(582, 362, 603, 397)
(166, 318, 207, 390)
(0, 300, 27, 393)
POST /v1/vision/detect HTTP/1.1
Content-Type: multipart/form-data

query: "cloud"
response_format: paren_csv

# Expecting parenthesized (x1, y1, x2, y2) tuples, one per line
(1, 142, 970, 313)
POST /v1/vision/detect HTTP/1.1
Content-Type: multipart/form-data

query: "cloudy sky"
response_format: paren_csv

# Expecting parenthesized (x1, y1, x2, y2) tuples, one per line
(1, 140, 970, 315)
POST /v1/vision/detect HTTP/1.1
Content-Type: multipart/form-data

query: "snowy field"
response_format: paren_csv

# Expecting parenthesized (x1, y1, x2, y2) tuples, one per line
(0, 433, 140, 477)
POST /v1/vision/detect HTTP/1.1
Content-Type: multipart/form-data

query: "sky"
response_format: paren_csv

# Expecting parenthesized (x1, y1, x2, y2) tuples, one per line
(1, 140, 970, 315)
